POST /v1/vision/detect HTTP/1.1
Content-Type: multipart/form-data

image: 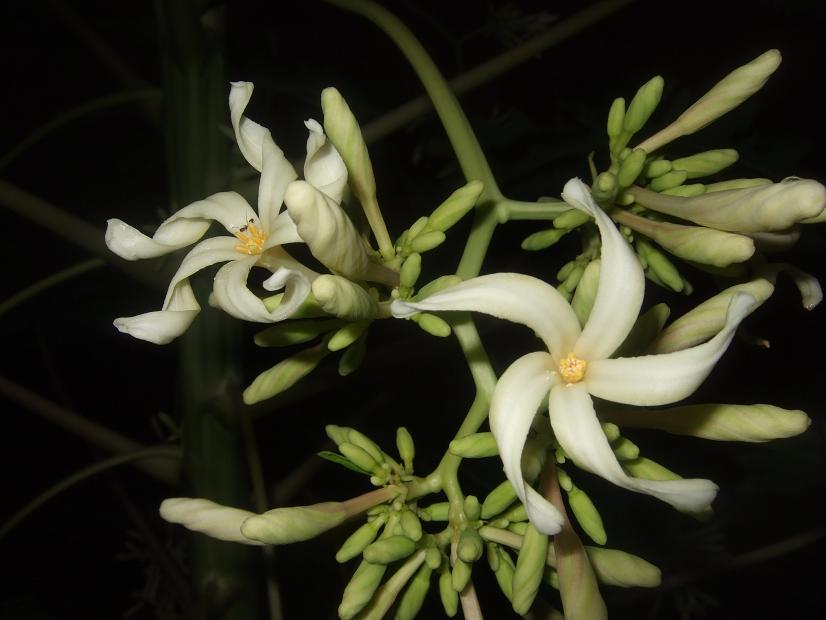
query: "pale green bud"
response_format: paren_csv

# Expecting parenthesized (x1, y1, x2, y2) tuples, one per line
(347, 428, 385, 464)
(481, 480, 518, 519)
(644, 158, 672, 178)
(339, 560, 386, 619)
(491, 546, 516, 601)
(254, 318, 344, 347)
(285, 180, 370, 279)
(457, 529, 484, 563)
(634, 177, 826, 232)
(411, 312, 451, 337)
(601, 422, 621, 443)
(463, 495, 481, 522)
(428, 180, 484, 232)
(556, 260, 579, 281)
(425, 547, 443, 570)
(508, 521, 529, 536)
(606, 97, 626, 144)
(611, 437, 639, 460)
(399, 253, 421, 289)
(521, 228, 567, 251)
(705, 177, 771, 192)
(637, 50, 782, 152)
(400, 510, 423, 542)
(394, 563, 432, 620)
(555, 467, 573, 492)
(624, 76, 664, 135)
(606, 404, 810, 442)
(338, 332, 367, 376)
(449, 432, 499, 458)
(512, 523, 549, 614)
(159, 498, 262, 545)
(329, 320, 370, 352)
(617, 148, 647, 187)
(339, 442, 381, 474)
(553, 208, 591, 230)
(405, 216, 429, 243)
(451, 558, 472, 592)
(568, 488, 607, 545)
(413, 275, 462, 301)
(438, 567, 459, 616)
(636, 239, 683, 292)
(363, 535, 417, 564)
(652, 278, 774, 353)
(571, 260, 600, 326)
(312, 275, 377, 321)
(586, 547, 661, 588)
(661, 183, 706, 197)
(672, 149, 739, 179)
(396, 427, 415, 472)
(419, 502, 450, 522)
(240, 501, 348, 545)
(648, 169, 688, 192)
(243, 342, 330, 404)
(337, 517, 386, 563)
(622, 456, 680, 481)
(591, 171, 618, 202)
(326, 424, 349, 446)
(409, 230, 446, 253)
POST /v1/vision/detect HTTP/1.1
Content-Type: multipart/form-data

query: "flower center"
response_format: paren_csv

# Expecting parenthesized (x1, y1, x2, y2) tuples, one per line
(558, 352, 587, 384)
(233, 219, 268, 255)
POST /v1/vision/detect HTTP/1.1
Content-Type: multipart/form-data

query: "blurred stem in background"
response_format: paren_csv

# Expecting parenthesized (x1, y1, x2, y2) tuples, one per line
(155, 1, 264, 617)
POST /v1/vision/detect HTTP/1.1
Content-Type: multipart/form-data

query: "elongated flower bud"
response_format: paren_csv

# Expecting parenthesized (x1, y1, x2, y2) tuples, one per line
(312, 275, 377, 321)
(337, 517, 386, 563)
(567, 488, 606, 545)
(159, 498, 262, 545)
(624, 76, 663, 135)
(571, 260, 600, 325)
(339, 559, 386, 619)
(449, 432, 499, 458)
(428, 180, 484, 232)
(672, 149, 739, 179)
(363, 535, 417, 564)
(457, 529, 484, 563)
(240, 501, 348, 545)
(632, 178, 826, 232)
(395, 562, 432, 620)
(451, 558, 472, 592)
(400, 510, 423, 542)
(438, 567, 459, 616)
(243, 341, 330, 404)
(396, 427, 415, 472)
(481, 480, 518, 519)
(617, 149, 647, 187)
(512, 523, 549, 614)
(586, 547, 661, 587)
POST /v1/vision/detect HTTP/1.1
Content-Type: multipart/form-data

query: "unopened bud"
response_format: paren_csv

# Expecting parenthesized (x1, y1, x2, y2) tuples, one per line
(481, 480, 518, 519)
(243, 342, 330, 404)
(463, 495, 481, 521)
(449, 432, 499, 458)
(338, 332, 367, 376)
(413, 275, 463, 301)
(438, 567, 459, 616)
(648, 169, 688, 192)
(592, 171, 618, 202)
(672, 149, 738, 178)
(606, 97, 626, 141)
(329, 320, 370, 351)
(396, 427, 415, 472)
(611, 437, 640, 460)
(240, 501, 348, 545)
(312, 275, 377, 321)
(617, 149, 647, 187)
(457, 529, 484, 563)
(159, 498, 262, 545)
(428, 180, 484, 232)
(645, 158, 672, 178)
(255, 318, 343, 348)
(636, 239, 683, 292)
(395, 562, 432, 620)
(399, 253, 421, 289)
(364, 535, 417, 564)
(451, 558, 472, 592)
(491, 546, 516, 601)
(587, 547, 661, 588)
(522, 228, 567, 251)
(411, 312, 451, 337)
(554, 208, 591, 230)
(705, 177, 771, 192)
(419, 502, 450, 522)
(339, 442, 381, 474)
(661, 183, 706, 197)
(624, 76, 664, 135)
(339, 560, 386, 619)
(567, 488, 607, 545)
(400, 510, 423, 542)
(571, 260, 601, 325)
(337, 517, 386, 563)
(409, 230, 446, 253)
(512, 523, 549, 614)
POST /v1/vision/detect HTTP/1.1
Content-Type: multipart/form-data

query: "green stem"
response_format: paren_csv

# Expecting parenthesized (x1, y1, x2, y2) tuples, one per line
(497, 199, 570, 223)
(0, 258, 104, 318)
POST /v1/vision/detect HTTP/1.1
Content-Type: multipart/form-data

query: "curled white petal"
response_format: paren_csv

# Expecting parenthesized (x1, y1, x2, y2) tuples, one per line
(229, 81, 268, 172)
(562, 178, 645, 360)
(257, 131, 297, 232)
(160, 497, 262, 545)
(490, 352, 564, 535)
(171, 191, 257, 236)
(391, 273, 581, 357)
(105, 217, 210, 260)
(587, 294, 755, 406)
(549, 383, 718, 512)
(304, 119, 347, 204)
(264, 210, 302, 250)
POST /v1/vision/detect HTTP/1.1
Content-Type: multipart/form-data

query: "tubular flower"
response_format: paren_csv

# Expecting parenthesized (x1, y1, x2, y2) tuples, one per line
(105, 82, 364, 344)
(393, 178, 757, 535)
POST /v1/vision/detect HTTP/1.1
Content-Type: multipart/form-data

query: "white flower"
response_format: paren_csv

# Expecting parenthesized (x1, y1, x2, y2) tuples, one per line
(105, 82, 354, 344)
(393, 178, 756, 535)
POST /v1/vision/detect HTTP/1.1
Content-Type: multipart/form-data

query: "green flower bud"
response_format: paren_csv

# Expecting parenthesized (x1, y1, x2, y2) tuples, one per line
(457, 529, 484, 563)
(411, 312, 451, 337)
(553, 208, 591, 230)
(672, 148, 739, 179)
(622, 456, 680, 481)
(329, 320, 370, 352)
(591, 171, 618, 203)
(611, 436, 640, 460)
(339, 442, 381, 474)
(606, 404, 810, 442)
(243, 342, 330, 404)
(636, 239, 684, 292)
(400, 510, 423, 542)
(339, 559, 386, 619)
(567, 488, 607, 545)
(394, 563, 432, 620)
(601, 422, 621, 443)
(363, 535, 417, 564)
(405, 216, 429, 243)
(637, 50, 781, 153)
(428, 180, 484, 232)
(254, 318, 344, 347)
(326, 424, 349, 446)
(521, 227, 568, 251)
(624, 76, 664, 135)
(419, 502, 450, 522)
(399, 253, 421, 289)
(644, 158, 672, 178)
(491, 546, 516, 601)
(338, 332, 367, 376)
(501, 501, 528, 523)
(556, 260, 578, 281)
(661, 183, 706, 197)
(652, 278, 774, 353)
(409, 230, 446, 253)
(633, 177, 826, 232)
(337, 517, 386, 563)
(617, 148, 647, 187)
(508, 521, 528, 536)
(396, 427, 415, 472)
(512, 523, 549, 614)
(240, 501, 348, 545)
(346, 428, 385, 464)
(463, 495, 481, 522)
(571, 260, 601, 326)
(606, 97, 626, 145)
(705, 177, 771, 192)
(586, 547, 661, 588)
(312, 275, 377, 321)
(481, 480, 518, 519)
(438, 567, 459, 617)
(159, 498, 261, 545)
(451, 558, 472, 592)
(413, 275, 462, 301)
(555, 467, 573, 492)
(449, 432, 499, 458)
(648, 169, 688, 192)
(425, 547, 443, 570)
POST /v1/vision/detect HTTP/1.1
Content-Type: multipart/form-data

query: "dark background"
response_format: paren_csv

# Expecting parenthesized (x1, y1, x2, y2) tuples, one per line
(2, 1, 826, 618)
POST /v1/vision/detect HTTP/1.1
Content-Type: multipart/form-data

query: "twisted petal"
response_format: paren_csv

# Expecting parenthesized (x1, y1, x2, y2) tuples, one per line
(212, 256, 311, 323)
(549, 383, 718, 512)
(258, 131, 298, 232)
(113, 237, 240, 344)
(229, 81, 269, 172)
(172, 191, 258, 236)
(160, 497, 262, 545)
(392, 273, 581, 356)
(562, 178, 645, 360)
(489, 351, 564, 535)
(263, 210, 302, 250)
(304, 119, 347, 204)
(587, 294, 755, 406)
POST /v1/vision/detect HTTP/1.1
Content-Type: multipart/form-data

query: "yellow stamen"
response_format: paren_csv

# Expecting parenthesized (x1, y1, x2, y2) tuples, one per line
(233, 219, 268, 255)
(558, 352, 587, 384)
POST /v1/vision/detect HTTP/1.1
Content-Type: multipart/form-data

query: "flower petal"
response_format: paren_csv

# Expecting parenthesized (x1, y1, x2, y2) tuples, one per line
(561, 178, 645, 360)
(212, 256, 310, 323)
(549, 383, 718, 512)
(171, 191, 258, 236)
(587, 293, 755, 406)
(489, 351, 564, 535)
(229, 81, 269, 172)
(258, 132, 298, 233)
(105, 217, 211, 260)
(304, 119, 347, 204)
(264, 210, 302, 250)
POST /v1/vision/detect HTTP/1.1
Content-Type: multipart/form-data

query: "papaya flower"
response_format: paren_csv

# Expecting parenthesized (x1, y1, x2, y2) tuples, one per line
(393, 178, 756, 535)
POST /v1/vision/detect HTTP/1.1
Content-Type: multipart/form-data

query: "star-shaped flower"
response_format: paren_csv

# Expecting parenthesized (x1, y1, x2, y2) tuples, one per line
(393, 178, 756, 534)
